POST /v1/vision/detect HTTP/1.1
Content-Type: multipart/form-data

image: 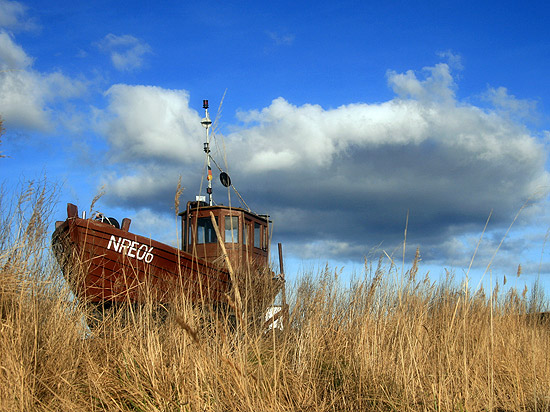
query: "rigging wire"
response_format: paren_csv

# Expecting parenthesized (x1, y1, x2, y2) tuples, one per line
(206, 91, 251, 212)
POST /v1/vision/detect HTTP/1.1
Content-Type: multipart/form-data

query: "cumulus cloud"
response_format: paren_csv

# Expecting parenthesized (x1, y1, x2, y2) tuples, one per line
(387, 63, 456, 103)
(96, 33, 152, 71)
(95, 62, 549, 275)
(0, 0, 37, 32)
(234, 97, 429, 171)
(226, 85, 548, 261)
(0, 30, 87, 131)
(0, 30, 30, 67)
(98, 84, 205, 164)
(482, 86, 537, 121)
(437, 50, 463, 70)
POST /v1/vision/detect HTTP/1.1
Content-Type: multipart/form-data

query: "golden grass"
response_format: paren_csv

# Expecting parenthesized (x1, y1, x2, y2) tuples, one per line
(2, 181, 550, 411)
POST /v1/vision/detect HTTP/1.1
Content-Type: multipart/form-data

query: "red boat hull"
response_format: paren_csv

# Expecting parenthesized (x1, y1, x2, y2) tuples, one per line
(52, 214, 231, 306)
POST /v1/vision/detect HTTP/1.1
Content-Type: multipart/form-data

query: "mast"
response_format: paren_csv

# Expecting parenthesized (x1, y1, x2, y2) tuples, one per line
(201, 99, 213, 206)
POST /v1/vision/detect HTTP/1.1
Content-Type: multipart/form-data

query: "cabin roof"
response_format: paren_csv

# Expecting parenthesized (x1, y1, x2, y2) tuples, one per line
(178, 201, 270, 222)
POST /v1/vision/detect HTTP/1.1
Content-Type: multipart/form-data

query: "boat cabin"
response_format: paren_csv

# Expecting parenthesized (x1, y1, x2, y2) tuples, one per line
(179, 201, 270, 270)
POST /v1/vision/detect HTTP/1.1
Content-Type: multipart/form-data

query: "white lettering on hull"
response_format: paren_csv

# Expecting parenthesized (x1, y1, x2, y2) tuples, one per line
(107, 235, 154, 263)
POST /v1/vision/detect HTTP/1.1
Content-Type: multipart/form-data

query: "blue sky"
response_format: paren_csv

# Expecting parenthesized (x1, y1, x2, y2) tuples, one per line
(2, 0, 550, 297)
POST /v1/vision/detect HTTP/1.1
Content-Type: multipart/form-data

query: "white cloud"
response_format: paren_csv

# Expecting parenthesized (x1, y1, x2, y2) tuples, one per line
(99, 84, 205, 163)
(387, 63, 456, 103)
(0, 30, 31, 67)
(234, 98, 430, 172)
(228, 72, 541, 180)
(96, 33, 152, 71)
(0, 30, 87, 131)
(101, 168, 179, 203)
(0, 69, 51, 130)
(482, 86, 537, 121)
(128, 208, 179, 247)
(437, 50, 463, 70)
(0, 70, 87, 131)
(0, 0, 37, 32)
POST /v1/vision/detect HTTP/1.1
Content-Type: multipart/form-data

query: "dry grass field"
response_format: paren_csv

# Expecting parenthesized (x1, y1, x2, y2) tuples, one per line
(1, 181, 550, 411)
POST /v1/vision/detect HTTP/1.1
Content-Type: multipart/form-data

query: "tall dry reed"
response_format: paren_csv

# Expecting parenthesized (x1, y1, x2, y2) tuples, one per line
(1, 181, 550, 411)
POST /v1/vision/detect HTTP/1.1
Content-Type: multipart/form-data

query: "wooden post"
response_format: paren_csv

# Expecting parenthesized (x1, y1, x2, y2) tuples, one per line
(209, 212, 234, 278)
(278, 243, 285, 277)
(210, 212, 242, 315)
(278, 242, 288, 328)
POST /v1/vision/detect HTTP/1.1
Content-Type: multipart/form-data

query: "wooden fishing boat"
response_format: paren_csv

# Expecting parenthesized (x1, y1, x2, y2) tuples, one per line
(52, 100, 283, 321)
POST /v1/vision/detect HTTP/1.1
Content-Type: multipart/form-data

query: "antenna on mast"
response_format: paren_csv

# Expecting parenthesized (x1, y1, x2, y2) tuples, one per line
(201, 99, 213, 206)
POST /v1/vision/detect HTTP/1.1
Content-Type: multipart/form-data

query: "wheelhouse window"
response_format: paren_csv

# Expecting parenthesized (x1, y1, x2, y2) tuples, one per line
(196, 217, 217, 244)
(225, 216, 239, 243)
